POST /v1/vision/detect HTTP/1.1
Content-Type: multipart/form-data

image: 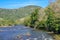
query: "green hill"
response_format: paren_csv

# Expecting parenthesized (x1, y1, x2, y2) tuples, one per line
(0, 5, 41, 20)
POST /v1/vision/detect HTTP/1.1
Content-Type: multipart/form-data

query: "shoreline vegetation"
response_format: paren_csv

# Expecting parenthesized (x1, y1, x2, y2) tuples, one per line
(0, 25, 14, 27)
(47, 32, 60, 40)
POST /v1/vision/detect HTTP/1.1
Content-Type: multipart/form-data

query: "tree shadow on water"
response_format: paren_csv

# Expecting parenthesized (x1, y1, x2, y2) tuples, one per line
(0, 36, 4, 40)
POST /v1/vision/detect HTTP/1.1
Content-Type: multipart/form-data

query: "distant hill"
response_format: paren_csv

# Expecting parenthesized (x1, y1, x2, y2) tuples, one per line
(0, 5, 41, 20)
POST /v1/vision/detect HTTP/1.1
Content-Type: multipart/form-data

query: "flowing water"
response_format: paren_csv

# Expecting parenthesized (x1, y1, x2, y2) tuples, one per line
(0, 25, 53, 40)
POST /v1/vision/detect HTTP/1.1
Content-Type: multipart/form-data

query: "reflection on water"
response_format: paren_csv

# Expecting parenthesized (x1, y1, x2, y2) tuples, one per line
(0, 25, 53, 40)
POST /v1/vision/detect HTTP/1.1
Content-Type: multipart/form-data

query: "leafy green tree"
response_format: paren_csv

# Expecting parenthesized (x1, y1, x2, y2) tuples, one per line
(54, 18, 60, 33)
(45, 7, 55, 31)
(24, 16, 31, 26)
(37, 21, 46, 30)
(30, 8, 39, 29)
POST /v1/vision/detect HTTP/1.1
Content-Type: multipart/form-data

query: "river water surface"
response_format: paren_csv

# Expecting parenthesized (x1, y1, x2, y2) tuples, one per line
(0, 25, 53, 40)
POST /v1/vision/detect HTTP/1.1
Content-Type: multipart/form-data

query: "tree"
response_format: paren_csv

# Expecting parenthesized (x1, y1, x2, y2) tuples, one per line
(30, 8, 39, 29)
(24, 16, 31, 26)
(45, 7, 55, 31)
(54, 18, 60, 33)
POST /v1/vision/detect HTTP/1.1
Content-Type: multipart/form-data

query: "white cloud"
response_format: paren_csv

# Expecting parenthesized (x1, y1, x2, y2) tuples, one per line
(7, 1, 38, 7)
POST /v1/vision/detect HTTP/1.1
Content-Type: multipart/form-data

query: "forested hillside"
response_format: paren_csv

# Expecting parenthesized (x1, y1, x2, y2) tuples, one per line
(0, 5, 41, 26)
(0, 5, 40, 20)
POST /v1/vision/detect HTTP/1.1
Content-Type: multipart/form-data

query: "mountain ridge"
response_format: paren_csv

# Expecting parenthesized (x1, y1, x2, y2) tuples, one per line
(0, 5, 41, 20)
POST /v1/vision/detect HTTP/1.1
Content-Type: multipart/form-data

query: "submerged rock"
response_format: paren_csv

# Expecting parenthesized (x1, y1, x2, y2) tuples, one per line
(16, 35, 22, 39)
(26, 32, 31, 36)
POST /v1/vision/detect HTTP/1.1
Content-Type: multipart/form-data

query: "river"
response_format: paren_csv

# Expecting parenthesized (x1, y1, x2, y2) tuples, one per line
(0, 25, 53, 40)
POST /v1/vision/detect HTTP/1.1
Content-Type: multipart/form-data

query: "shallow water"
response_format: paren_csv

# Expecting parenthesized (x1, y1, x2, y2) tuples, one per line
(0, 25, 53, 40)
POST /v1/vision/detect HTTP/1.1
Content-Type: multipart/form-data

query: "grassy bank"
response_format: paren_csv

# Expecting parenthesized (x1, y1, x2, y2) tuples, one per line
(47, 32, 60, 40)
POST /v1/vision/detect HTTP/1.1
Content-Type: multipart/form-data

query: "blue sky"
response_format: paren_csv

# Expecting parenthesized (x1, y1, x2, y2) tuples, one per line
(0, 0, 55, 9)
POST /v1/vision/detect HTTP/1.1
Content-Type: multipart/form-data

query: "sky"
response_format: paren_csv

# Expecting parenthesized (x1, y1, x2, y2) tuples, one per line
(0, 0, 55, 9)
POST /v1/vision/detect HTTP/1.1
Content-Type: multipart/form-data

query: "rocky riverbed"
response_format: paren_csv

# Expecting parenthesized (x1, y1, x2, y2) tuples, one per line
(0, 25, 54, 40)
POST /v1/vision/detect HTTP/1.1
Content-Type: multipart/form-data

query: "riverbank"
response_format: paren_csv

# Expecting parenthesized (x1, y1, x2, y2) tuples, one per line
(53, 34, 60, 40)
(0, 25, 14, 27)
(47, 32, 60, 40)
(36, 29, 60, 40)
